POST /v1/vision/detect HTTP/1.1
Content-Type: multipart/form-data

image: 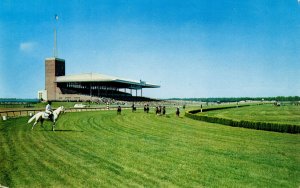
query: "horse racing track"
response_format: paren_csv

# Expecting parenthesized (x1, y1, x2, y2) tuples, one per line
(0, 109, 299, 187)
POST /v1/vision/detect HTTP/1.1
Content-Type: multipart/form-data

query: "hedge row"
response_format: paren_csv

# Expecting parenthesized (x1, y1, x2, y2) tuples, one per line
(188, 105, 251, 114)
(185, 108, 300, 134)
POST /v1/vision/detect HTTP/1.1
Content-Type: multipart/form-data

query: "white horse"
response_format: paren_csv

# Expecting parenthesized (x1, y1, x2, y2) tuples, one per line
(28, 106, 65, 131)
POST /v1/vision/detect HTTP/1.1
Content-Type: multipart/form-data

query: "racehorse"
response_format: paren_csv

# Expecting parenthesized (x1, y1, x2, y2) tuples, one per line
(117, 106, 122, 115)
(132, 104, 136, 112)
(176, 107, 180, 117)
(132, 106, 137, 112)
(155, 106, 159, 115)
(144, 104, 149, 113)
(28, 106, 65, 131)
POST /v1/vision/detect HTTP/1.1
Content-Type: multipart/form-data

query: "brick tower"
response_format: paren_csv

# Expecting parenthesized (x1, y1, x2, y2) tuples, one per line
(45, 58, 65, 101)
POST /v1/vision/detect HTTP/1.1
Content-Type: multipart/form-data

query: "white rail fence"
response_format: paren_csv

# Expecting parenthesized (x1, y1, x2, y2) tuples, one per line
(0, 106, 133, 120)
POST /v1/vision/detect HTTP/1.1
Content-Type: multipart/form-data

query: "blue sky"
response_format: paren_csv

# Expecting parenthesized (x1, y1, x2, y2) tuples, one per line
(0, 0, 300, 98)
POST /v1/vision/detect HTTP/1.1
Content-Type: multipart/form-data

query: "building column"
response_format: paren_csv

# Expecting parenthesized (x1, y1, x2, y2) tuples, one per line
(90, 83, 92, 98)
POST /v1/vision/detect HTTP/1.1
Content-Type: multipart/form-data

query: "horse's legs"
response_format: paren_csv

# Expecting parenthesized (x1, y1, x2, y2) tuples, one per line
(41, 119, 44, 128)
(52, 120, 56, 131)
(32, 121, 38, 130)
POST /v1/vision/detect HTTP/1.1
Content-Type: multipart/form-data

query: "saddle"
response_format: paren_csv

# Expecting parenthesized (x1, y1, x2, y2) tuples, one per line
(43, 112, 53, 120)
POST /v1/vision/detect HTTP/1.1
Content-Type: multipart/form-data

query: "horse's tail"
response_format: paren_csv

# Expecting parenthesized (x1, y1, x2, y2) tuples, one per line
(28, 114, 37, 124)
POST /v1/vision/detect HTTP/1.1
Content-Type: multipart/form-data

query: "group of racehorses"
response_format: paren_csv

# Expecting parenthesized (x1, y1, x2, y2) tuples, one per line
(155, 106, 165, 115)
(127, 104, 180, 117)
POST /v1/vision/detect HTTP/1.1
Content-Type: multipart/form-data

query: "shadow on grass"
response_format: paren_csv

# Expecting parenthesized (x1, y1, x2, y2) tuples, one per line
(40, 129, 83, 132)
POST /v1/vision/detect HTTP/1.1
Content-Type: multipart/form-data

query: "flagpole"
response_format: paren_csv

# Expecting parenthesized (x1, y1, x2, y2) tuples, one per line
(54, 28, 57, 58)
(53, 14, 58, 58)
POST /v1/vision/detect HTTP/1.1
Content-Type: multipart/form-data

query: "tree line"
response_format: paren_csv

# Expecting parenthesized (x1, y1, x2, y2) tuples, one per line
(168, 96, 300, 103)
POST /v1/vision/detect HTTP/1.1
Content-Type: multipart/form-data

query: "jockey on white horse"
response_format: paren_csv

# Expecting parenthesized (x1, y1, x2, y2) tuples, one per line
(45, 101, 53, 121)
(28, 105, 65, 131)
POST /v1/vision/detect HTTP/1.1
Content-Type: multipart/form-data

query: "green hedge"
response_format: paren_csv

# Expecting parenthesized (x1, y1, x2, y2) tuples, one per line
(188, 105, 251, 114)
(185, 108, 300, 134)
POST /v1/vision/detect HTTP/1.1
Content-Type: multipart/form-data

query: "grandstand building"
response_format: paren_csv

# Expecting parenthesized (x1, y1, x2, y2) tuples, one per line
(38, 57, 160, 101)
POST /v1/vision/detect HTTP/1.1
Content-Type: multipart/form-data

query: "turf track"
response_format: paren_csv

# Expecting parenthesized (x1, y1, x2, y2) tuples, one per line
(201, 104, 300, 125)
(0, 108, 299, 187)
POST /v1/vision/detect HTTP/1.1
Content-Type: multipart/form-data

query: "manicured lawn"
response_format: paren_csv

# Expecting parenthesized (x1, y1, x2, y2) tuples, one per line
(0, 108, 299, 187)
(202, 104, 300, 125)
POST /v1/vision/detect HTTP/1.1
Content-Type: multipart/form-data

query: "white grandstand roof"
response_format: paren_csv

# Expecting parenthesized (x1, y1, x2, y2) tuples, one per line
(56, 73, 160, 88)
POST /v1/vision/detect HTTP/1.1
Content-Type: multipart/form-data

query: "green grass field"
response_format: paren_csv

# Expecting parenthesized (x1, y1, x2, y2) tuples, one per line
(0, 108, 299, 187)
(202, 104, 300, 126)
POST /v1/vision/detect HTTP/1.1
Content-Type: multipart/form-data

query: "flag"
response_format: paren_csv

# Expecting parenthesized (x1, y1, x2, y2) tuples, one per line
(55, 14, 59, 21)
